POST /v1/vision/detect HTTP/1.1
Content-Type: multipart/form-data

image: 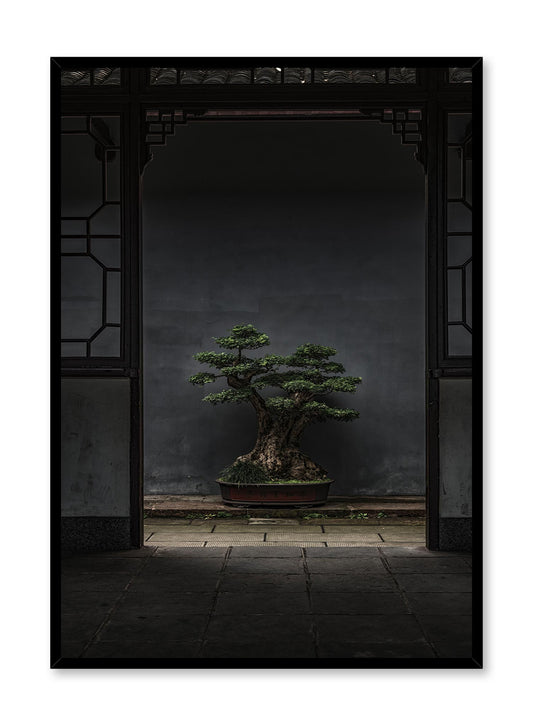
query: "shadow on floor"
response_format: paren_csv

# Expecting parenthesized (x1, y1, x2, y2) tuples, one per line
(58, 538, 474, 664)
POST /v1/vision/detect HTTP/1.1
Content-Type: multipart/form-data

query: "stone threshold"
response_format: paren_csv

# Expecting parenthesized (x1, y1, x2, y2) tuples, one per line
(144, 494, 425, 520)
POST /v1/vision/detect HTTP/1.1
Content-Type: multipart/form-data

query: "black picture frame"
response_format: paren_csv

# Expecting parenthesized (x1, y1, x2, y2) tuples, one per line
(52, 56, 482, 669)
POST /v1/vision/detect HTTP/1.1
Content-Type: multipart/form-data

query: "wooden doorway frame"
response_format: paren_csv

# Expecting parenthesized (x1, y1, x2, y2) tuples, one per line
(55, 58, 480, 551)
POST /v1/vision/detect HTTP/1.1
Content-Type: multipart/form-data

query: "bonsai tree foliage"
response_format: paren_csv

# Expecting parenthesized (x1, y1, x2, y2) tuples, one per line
(189, 324, 361, 482)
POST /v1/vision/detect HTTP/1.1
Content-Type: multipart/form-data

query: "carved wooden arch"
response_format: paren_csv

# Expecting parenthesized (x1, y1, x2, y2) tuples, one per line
(141, 105, 427, 172)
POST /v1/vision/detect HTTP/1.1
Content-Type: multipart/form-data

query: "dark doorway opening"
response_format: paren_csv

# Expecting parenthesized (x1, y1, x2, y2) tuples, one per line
(141, 118, 426, 504)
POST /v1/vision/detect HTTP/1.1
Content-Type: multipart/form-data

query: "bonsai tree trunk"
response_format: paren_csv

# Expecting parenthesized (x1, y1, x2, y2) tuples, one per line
(236, 406, 327, 480)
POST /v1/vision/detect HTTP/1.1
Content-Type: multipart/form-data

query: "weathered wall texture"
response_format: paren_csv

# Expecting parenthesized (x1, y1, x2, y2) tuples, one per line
(439, 378, 473, 518)
(61, 378, 130, 516)
(142, 120, 426, 496)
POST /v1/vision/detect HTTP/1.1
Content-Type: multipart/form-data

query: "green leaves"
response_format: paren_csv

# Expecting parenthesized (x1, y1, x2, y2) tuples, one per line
(219, 460, 271, 483)
(202, 388, 254, 405)
(282, 344, 344, 371)
(214, 324, 270, 351)
(253, 370, 302, 389)
(194, 351, 237, 368)
(321, 361, 346, 373)
(317, 376, 362, 393)
(188, 372, 217, 386)
(259, 354, 287, 367)
(294, 343, 337, 359)
(282, 379, 318, 393)
(219, 362, 263, 376)
(257, 373, 361, 396)
(302, 401, 360, 421)
(190, 324, 362, 421)
(265, 396, 298, 412)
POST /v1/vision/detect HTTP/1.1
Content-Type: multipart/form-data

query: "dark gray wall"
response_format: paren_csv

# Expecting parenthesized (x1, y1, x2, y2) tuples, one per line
(61, 378, 130, 516)
(142, 120, 426, 496)
(440, 378, 472, 517)
(438, 377, 473, 550)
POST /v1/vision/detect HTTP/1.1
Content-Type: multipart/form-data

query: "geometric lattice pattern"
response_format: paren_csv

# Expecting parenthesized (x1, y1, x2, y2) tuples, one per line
(61, 68, 121, 86)
(380, 108, 423, 147)
(61, 115, 123, 358)
(446, 112, 472, 357)
(149, 67, 418, 85)
(145, 109, 185, 147)
(143, 109, 186, 167)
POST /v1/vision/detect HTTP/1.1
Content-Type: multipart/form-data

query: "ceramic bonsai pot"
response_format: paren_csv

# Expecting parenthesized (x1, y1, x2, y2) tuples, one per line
(217, 479, 333, 507)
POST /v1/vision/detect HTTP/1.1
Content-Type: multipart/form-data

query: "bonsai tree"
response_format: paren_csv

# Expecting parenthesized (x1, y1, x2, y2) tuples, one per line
(189, 324, 361, 483)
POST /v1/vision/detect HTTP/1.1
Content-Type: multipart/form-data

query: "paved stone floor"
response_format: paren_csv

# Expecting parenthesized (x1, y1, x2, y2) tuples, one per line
(59, 519, 473, 662)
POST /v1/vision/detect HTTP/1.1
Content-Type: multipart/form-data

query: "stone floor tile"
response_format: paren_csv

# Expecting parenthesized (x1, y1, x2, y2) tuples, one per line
(205, 613, 314, 643)
(311, 591, 409, 615)
(127, 573, 221, 593)
(218, 573, 307, 592)
(384, 557, 472, 573)
(153, 545, 216, 555)
(325, 534, 383, 543)
(379, 536, 427, 543)
(223, 541, 325, 548)
(262, 526, 312, 533)
(295, 520, 327, 526)
(61, 610, 109, 642)
(145, 532, 218, 542)
(117, 591, 214, 614)
(61, 590, 123, 610)
(310, 573, 396, 592)
(214, 591, 310, 615)
(417, 614, 473, 645)
(379, 546, 463, 558)
(306, 557, 386, 574)
(225, 540, 325, 548)
(394, 573, 472, 593)
(144, 529, 197, 538)
(61, 572, 132, 592)
(306, 547, 381, 557)
(376, 524, 426, 535)
(317, 641, 436, 659)
(143, 523, 194, 531)
(144, 517, 189, 525)
(82, 640, 202, 659)
(141, 557, 224, 574)
(322, 526, 381, 534)
(203, 534, 266, 543)
(379, 529, 426, 537)
(265, 532, 328, 541)
(210, 525, 252, 533)
(224, 557, 304, 574)
(66, 546, 158, 558)
(324, 541, 384, 548)
(315, 614, 426, 644)
(228, 547, 303, 557)
(200, 640, 315, 658)
(403, 592, 472, 615)
(61, 557, 146, 574)
(97, 612, 209, 641)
